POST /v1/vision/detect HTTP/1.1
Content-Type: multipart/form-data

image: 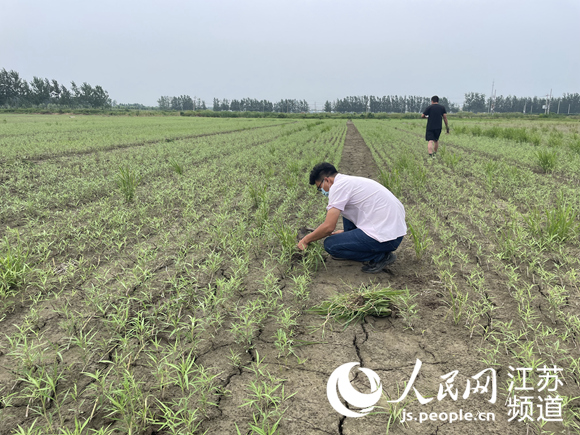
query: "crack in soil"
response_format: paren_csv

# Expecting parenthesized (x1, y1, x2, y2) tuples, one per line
(337, 415, 346, 435)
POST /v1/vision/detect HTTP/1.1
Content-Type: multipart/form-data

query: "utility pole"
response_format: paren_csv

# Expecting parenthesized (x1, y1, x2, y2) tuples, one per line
(545, 89, 552, 115)
(489, 80, 494, 113)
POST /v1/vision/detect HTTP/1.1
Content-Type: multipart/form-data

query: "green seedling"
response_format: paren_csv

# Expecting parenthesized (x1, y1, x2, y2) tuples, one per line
(389, 288, 419, 330)
(407, 221, 432, 260)
(0, 234, 31, 298)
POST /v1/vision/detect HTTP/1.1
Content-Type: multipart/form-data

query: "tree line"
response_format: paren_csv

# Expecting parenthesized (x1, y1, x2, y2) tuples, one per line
(0, 68, 111, 108)
(324, 95, 459, 114)
(157, 95, 207, 111)
(211, 98, 309, 113)
(463, 92, 580, 114)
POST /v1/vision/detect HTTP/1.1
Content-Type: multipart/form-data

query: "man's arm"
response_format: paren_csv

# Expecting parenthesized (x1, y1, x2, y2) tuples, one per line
(297, 208, 341, 250)
(443, 113, 449, 133)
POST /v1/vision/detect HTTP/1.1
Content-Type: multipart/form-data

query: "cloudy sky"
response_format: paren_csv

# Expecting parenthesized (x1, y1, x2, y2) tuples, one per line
(2, 0, 579, 107)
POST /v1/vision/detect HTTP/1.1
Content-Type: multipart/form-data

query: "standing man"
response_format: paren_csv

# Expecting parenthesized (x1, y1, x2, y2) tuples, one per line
(297, 163, 406, 274)
(422, 96, 449, 158)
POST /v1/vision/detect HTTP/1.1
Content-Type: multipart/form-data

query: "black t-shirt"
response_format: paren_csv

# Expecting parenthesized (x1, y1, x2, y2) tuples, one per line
(423, 104, 447, 130)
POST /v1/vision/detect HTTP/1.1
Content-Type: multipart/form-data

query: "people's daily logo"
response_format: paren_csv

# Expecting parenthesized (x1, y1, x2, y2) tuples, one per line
(327, 359, 564, 424)
(326, 362, 382, 418)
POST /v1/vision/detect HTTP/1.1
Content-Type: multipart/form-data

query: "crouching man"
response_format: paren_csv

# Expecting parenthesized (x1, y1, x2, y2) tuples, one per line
(297, 163, 406, 273)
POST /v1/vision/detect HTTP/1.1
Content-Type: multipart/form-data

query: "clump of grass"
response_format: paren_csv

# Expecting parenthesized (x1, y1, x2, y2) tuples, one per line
(116, 165, 142, 202)
(525, 195, 577, 244)
(395, 153, 413, 171)
(0, 235, 31, 298)
(247, 183, 267, 208)
(545, 202, 578, 243)
(378, 168, 401, 197)
(310, 285, 404, 329)
(547, 134, 563, 148)
(535, 149, 557, 173)
(169, 158, 184, 175)
(568, 139, 580, 154)
(440, 145, 461, 168)
(389, 288, 419, 330)
(530, 133, 542, 146)
(407, 221, 433, 260)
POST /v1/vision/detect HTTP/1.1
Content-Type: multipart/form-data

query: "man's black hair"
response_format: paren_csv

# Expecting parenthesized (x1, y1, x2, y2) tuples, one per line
(309, 162, 338, 185)
(431, 95, 439, 103)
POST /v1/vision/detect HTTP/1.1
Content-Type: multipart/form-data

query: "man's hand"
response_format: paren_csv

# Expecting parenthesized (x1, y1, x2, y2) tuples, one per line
(297, 238, 308, 251)
(446, 127, 450, 134)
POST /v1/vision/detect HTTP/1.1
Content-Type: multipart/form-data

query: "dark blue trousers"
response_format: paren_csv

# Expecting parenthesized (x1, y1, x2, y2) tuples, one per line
(323, 218, 403, 263)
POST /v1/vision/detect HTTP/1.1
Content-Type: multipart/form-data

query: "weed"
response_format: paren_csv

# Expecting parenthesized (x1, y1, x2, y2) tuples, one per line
(547, 133, 563, 148)
(0, 234, 31, 298)
(290, 274, 311, 300)
(272, 222, 297, 258)
(389, 288, 419, 330)
(535, 149, 557, 173)
(116, 165, 142, 202)
(569, 138, 580, 154)
(526, 197, 578, 243)
(273, 328, 296, 358)
(440, 146, 461, 168)
(169, 158, 184, 175)
(310, 284, 404, 329)
(248, 183, 267, 208)
(407, 221, 432, 260)
(378, 168, 401, 197)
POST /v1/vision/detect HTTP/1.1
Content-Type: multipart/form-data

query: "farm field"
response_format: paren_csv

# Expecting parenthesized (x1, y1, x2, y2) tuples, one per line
(1, 114, 580, 435)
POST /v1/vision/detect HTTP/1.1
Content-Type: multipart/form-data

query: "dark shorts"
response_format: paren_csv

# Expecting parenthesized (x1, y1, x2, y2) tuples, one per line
(426, 129, 442, 141)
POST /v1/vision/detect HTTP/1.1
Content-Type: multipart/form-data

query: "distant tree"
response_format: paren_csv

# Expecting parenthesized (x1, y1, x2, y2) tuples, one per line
(157, 96, 171, 110)
(181, 95, 194, 111)
(170, 96, 179, 111)
(0, 69, 109, 108)
(29, 76, 51, 105)
(463, 92, 487, 112)
(0, 69, 26, 106)
(324, 101, 332, 112)
(59, 85, 72, 106)
(230, 99, 241, 111)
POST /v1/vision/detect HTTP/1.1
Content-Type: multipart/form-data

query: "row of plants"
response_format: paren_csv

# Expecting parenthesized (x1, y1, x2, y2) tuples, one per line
(0, 118, 347, 433)
(0, 114, 295, 161)
(355, 119, 580, 433)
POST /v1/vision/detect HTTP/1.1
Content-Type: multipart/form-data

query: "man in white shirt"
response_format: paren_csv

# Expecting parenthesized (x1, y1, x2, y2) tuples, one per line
(297, 163, 407, 273)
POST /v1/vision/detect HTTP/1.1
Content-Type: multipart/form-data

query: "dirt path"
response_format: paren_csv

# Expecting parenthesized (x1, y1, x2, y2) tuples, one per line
(339, 121, 379, 178)
(281, 121, 531, 435)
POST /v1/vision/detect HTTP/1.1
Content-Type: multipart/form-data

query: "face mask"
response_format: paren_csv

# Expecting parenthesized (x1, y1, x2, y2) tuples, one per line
(319, 178, 329, 197)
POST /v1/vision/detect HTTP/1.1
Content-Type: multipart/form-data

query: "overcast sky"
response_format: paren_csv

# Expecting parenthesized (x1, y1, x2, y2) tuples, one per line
(1, 0, 579, 107)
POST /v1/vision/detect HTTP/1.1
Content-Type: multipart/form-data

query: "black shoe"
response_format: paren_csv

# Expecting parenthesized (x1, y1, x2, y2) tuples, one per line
(361, 253, 397, 273)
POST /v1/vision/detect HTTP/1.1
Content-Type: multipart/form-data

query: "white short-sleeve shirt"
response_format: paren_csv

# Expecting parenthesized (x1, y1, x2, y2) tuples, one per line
(326, 173, 407, 242)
